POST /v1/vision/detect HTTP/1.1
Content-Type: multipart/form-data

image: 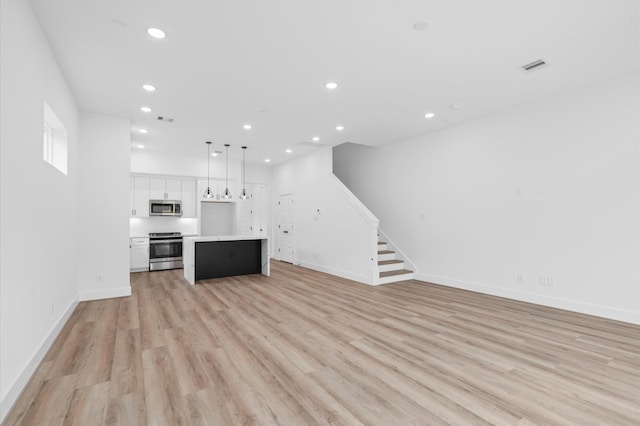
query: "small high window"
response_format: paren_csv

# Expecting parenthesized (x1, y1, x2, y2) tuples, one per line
(43, 101, 67, 175)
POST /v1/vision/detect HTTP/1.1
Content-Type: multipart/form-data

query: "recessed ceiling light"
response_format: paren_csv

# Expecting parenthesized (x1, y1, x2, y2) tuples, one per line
(243, 124, 252, 130)
(140, 106, 152, 113)
(325, 82, 338, 90)
(285, 149, 292, 153)
(312, 136, 320, 142)
(142, 84, 156, 92)
(424, 112, 435, 119)
(211, 153, 218, 157)
(147, 28, 166, 39)
(265, 158, 271, 163)
(134, 144, 145, 149)
(335, 125, 344, 131)
(138, 128, 148, 134)
(413, 20, 429, 31)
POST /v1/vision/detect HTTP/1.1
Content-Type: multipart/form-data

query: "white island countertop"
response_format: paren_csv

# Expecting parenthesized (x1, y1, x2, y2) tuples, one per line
(183, 235, 268, 243)
(183, 235, 269, 284)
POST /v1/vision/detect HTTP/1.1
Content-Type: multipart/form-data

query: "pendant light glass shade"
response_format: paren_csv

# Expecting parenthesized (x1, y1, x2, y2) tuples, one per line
(239, 146, 249, 199)
(203, 141, 214, 199)
(221, 144, 232, 199)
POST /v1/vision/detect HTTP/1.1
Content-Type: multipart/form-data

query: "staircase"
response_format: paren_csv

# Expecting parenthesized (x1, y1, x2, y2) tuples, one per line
(377, 241, 414, 284)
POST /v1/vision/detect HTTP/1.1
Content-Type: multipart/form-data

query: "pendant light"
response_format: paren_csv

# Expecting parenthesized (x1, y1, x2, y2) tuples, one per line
(221, 143, 232, 199)
(203, 141, 214, 199)
(239, 146, 249, 199)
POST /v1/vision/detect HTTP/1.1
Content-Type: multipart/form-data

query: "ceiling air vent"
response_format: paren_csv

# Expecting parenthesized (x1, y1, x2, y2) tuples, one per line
(157, 116, 174, 123)
(522, 59, 547, 72)
(297, 140, 324, 148)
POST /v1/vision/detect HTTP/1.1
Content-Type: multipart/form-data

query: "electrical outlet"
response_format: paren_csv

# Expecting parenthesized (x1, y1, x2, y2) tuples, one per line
(517, 273, 525, 283)
(97, 275, 102, 283)
(538, 275, 556, 286)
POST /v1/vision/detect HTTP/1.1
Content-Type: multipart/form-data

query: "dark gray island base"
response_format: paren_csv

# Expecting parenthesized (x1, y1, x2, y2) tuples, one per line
(195, 239, 261, 280)
(183, 235, 270, 284)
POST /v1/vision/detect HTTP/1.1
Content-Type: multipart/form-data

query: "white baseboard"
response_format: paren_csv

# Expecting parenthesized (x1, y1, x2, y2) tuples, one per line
(79, 286, 131, 302)
(0, 297, 79, 423)
(414, 272, 640, 325)
(296, 260, 373, 285)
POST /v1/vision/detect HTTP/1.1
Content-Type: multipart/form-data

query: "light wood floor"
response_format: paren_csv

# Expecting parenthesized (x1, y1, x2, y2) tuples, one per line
(5, 261, 640, 425)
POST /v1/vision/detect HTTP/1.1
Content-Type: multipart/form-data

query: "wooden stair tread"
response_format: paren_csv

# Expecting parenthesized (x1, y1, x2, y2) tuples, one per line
(379, 269, 413, 278)
(377, 241, 386, 245)
(378, 260, 403, 265)
(378, 250, 395, 255)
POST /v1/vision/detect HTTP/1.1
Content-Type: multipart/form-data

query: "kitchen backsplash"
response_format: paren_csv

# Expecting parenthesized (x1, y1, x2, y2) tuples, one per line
(130, 217, 199, 237)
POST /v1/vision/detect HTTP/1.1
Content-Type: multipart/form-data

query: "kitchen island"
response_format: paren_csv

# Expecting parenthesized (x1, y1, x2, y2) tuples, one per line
(183, 235, 269, 285)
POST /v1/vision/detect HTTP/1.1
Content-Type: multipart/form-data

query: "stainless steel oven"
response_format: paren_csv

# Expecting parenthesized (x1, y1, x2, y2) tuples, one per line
(149, 232, 183, 271)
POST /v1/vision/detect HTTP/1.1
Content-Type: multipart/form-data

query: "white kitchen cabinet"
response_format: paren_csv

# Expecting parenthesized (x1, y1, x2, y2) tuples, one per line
(236, 184, 267, 235)
(149, 178, 164, 200)
(252, 184, 268, 235)
(130, 176, 149, 217)
(181, 179, 197, 218)
(150, 177, 181, 200)
(130, 237, 149, 272)
(166, 179, 182, 199)
(149, 177, 180, 200)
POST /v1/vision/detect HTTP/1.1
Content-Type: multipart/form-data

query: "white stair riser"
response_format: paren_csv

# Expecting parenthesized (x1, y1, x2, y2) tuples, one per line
(378, 243, 387, 250)
(378, 273, 414, 285)
(379, 262, 404, 272)
(378, 253, 396, 261)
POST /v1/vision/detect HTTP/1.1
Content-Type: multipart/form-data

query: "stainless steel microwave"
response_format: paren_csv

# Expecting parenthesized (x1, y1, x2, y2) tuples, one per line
(149, 200, 182, 216)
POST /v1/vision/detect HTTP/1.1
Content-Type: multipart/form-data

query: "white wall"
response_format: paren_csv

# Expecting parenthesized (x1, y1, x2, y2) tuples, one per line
(0, 0, 80, 420)
(334, 73, 640, 324)
(77, 113, 131, 300)
(201, 202, 235, 236)
(130, 217, 199, 237)
(272, 148, 379, 283)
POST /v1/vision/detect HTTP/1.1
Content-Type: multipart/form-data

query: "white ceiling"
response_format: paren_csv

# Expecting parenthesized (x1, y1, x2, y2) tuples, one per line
(29, 0, 639, 165)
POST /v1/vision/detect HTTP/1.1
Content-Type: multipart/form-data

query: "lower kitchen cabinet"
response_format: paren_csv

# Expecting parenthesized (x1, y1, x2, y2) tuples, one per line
(130, 237, 149, 272)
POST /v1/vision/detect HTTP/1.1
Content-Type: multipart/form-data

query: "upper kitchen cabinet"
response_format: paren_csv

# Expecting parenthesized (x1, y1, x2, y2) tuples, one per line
(130, 176, 150, 217)
(181, 179, 197, 218)
(150, 177, 182, 200)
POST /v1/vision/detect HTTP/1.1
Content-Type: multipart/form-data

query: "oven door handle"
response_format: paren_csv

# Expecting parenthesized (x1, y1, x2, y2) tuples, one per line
(150, 239, 183, 244)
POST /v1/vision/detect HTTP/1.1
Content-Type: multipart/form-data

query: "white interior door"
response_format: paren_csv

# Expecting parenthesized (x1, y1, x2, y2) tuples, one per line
(277, 194, 294, 263)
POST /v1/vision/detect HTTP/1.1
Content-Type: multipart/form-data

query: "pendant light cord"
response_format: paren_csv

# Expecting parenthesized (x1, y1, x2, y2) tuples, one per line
(225, 144, 229, 189)
(204, 141, 213, 198)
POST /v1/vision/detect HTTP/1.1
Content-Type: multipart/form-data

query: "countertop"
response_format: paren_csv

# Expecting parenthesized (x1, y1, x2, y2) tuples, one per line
(183, 235, 268, 242)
